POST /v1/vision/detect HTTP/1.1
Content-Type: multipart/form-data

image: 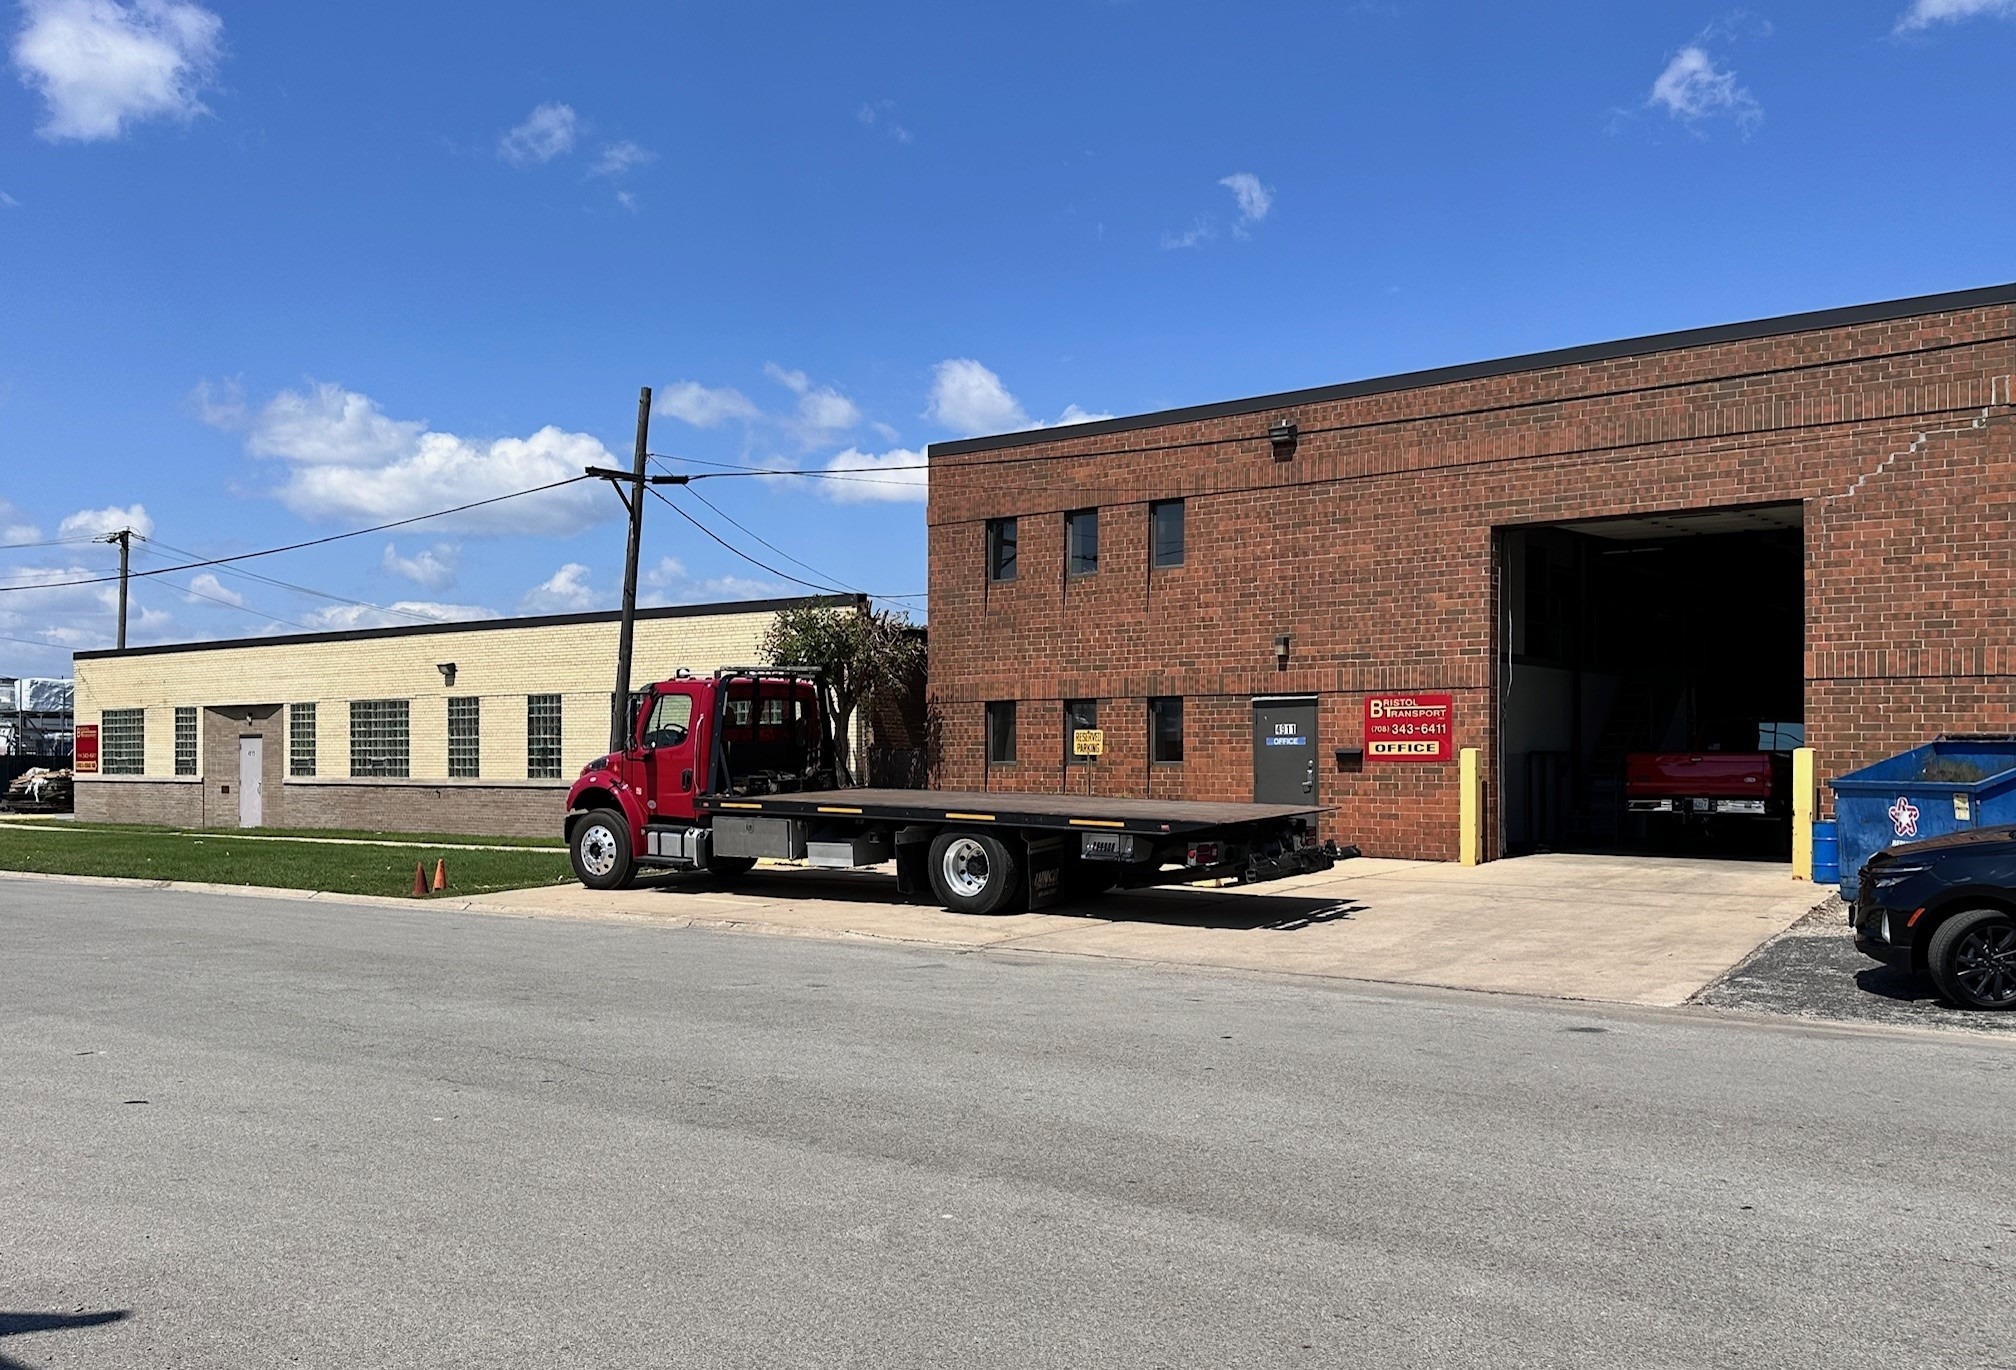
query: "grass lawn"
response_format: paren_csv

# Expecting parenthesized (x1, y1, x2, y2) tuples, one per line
(0, 825, 575, 898)
(0, 817, 563, 849)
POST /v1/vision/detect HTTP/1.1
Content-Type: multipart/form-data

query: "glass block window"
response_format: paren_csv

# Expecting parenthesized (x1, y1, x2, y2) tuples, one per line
(349, 699, 410, 778)
(1150, 499, 1185, 569)
(528, 693, 563, 779)
(1065, 698, 1097, 764)
(174, 707, 198, 776)
(986, 517, 1018, 582)
(1150, 696, 1185, 764)
(448, 697, 481, 779)
(985, 700, 1017, 765)
(1066, 508, 1099, 577)
(288, 703, 317, 778)
(101, 708, 145, 775)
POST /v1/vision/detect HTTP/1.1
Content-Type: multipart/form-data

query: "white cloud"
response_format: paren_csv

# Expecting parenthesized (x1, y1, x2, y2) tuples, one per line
(0, 191, 18, 208)
(12, 0, 223, 142)
(591, 140, 653, 176)
(1219, 172, 1273, 224)
(1649, 45, 1760, 129)
(1897, 0, 2016, 26)
(200, 380, 614, 536)
(59, 502, 153, 539)
(926, 358, 1030, 434)
(0, 498, 40, 543)
(924, 359, 1110, 437)
(499, 101, 579, 165)
(764, 362, 810, 395)
(183, 570, 242, 607)
(301, 601, 499, 632)
(1161, 217, 1216, 251)
(656, 380, 761, 428)
(0, 557, 172, 656)
(855, 99, 913, 144)
(615, 189, 637, 213)
(519, 562, 599, 614)
(239, 380, 426, 465)
(381, 541, 459, 592)
(643, 555, 785, 605)
(819, 447, 927, 504)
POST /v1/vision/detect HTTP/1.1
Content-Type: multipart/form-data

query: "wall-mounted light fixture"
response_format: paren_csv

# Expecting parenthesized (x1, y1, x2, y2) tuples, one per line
(437, 662, 457, 687)
(1268, 419, 1298, 461)
(1274, 634, 1291, 669)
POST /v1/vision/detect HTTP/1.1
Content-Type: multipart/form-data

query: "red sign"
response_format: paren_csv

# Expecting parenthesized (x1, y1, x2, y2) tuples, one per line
(73, 723, 99, 774)
(1364, 693, 1453, 762)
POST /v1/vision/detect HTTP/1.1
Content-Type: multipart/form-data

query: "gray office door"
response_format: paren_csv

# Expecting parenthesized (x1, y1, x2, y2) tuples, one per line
(1253, 697, 1318, 805)
(238, 736, 264, 828)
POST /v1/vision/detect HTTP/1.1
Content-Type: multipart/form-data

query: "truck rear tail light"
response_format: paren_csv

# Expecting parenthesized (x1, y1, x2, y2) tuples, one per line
(1187, 842, 1221, 866)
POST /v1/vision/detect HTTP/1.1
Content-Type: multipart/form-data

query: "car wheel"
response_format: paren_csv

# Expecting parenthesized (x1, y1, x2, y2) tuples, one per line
(570, 809, 636, 891)
(1927, 907, 2016, 1010)
(927, 831, 1020, 915)
(707, 855, 758, 879)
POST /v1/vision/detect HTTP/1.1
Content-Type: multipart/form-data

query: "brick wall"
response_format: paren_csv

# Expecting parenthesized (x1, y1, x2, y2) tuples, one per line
(927, 299, 2016, 859)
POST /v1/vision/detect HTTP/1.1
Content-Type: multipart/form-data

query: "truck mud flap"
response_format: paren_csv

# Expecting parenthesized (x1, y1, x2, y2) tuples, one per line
(1022, 835, 1063, 912)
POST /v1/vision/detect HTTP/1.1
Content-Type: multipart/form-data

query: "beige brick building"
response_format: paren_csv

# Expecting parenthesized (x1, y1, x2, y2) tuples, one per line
(71, 596, 851, 837)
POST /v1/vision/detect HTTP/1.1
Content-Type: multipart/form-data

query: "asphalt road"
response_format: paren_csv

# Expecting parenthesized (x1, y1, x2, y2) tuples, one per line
(5, 879, 2015, 1369)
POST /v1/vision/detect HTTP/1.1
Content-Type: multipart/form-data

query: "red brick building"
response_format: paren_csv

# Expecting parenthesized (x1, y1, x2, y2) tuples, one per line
(925, 283, 2016, 861)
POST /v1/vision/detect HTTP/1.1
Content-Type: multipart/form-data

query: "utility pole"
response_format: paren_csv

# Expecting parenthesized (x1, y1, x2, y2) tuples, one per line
(98, 528, 132, 650)
(586, 387, 688, 752)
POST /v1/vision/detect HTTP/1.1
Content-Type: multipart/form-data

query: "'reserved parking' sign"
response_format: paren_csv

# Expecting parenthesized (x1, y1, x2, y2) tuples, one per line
(1364, 693, 1453, 763)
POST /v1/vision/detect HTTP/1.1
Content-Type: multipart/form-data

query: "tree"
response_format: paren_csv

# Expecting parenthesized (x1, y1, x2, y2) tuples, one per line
(762, 602, 925, 781)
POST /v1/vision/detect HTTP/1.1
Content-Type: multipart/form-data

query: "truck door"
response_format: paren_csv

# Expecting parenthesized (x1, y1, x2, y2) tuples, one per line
(638, 685, 702, 822)
(1253, 696, 1318, 805)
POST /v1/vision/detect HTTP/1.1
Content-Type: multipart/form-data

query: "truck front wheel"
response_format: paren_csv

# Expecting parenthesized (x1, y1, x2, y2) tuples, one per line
(928, 831, 1020, 915)
(570, 809, 637, 891)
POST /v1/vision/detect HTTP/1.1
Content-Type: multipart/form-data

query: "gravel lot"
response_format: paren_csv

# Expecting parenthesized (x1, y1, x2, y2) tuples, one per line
(1693, 896, 2016, 1035)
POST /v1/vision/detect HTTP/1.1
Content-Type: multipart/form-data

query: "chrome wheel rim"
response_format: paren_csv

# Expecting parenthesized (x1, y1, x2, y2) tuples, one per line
(1954, 923, 2016, 1005)
(940, 837, 990, 899)
(579, 823, 619, 879)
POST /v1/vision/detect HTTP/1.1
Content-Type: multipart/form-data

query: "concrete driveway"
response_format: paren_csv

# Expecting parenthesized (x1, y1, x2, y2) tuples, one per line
(472, 853, 1825, 1008)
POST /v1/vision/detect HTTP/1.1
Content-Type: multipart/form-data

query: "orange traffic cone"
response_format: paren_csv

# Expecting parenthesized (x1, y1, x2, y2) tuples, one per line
(410, 862, 428, 897)
(432, 859, 447, 892)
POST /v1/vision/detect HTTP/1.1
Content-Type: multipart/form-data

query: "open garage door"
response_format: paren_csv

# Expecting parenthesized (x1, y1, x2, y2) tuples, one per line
(1498, 504, 1803, 860)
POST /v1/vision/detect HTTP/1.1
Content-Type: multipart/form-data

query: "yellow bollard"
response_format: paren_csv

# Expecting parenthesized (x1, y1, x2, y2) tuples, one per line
(1459, 747, 1481, 866)
(1791, 747, 1816, 881)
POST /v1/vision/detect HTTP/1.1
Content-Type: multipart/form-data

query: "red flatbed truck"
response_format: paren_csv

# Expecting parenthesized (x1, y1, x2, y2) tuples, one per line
(564, 667, 1344, 914)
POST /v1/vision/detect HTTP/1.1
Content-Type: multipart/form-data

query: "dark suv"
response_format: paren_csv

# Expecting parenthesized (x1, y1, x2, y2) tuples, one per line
(1854, 827, 2016, 1010)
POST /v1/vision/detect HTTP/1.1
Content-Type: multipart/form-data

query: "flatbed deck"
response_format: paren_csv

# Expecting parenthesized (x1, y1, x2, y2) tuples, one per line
(696, 788, 1327, 837)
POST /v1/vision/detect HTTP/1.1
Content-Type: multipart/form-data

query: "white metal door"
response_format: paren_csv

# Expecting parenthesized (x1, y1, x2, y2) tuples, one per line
(238, 736, 263, 828)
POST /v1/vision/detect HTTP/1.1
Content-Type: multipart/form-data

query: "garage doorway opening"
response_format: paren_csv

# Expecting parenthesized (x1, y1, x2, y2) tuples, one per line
(1498, 504, 1803, 860)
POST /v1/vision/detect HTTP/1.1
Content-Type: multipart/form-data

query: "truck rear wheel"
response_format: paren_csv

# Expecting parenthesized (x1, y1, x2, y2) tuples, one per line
(928, 831, 1019, 915)
(570, 809, 636, 891)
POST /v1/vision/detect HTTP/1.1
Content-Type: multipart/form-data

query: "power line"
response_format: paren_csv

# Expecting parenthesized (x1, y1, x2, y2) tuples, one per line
(645, 486, 850, 596)
(0, 535, 103, 552)
(137, 535, 443, 626)
(0, 475, 594, 597)
(651, 453, 928, 487)
(129, 543, 312, 630)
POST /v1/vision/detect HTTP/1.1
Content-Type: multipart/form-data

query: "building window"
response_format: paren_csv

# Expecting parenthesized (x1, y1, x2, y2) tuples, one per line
(448, 697, 481, 779)
(986, 517, 1018, 582)
(1150, 499, 1185, 569)
(174, 707, 197, 776)
(528, 693, 563, 779)
(1064, 698, 1097, 764)
(349, 699, 410, 778)
(1066, 508, 1099, 577)
(101, 708, 144, 775)
(1150, 696, 1184, 764)
(289, 703, 317, 778)
(986, 701, 1017, 764)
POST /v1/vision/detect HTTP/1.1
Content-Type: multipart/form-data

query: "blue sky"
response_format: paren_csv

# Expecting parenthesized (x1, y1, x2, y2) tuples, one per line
(2, 0, 2013, 678)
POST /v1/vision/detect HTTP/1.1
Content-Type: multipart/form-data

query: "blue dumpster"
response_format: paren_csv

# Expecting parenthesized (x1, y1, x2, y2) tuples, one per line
(1829, 737, 2016, 899)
